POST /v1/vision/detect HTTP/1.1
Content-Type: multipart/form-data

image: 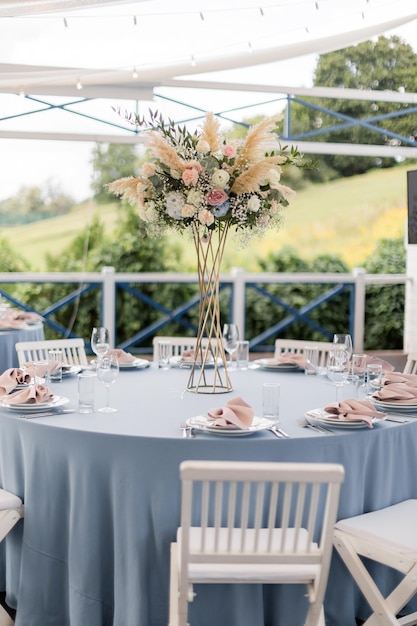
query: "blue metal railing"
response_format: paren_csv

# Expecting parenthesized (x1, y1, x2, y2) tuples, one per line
(0, 268, 407, 354)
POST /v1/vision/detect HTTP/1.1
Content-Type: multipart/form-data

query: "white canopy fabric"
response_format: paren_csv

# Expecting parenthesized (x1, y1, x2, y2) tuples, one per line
(0, 0, 417, 150)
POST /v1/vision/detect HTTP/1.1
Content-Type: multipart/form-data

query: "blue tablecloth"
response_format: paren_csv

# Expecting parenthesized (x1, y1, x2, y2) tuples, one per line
(0, 365, 416, 626)
(0, 323, 45, 372)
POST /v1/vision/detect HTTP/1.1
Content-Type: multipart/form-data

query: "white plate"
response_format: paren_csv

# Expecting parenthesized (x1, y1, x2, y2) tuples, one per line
(170, 355, 222, 369)
(186, 415, 275, 436)
(253, 359, 301, 372)
(1, 395, 69, 412)
(371, 398, 417, 412)
(62, 365, 82, 376)
(91, 358, 150, 370)
(305, 408, 385, 429)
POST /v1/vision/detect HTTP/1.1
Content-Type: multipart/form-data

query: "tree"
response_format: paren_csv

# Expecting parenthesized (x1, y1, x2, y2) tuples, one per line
(288, 36, 417, 177)
(90, 144, 140, 203)
(0, 182, 74, 224)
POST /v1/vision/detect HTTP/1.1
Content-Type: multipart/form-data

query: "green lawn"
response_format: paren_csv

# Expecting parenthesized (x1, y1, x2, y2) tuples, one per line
(1, 163, 412, 271)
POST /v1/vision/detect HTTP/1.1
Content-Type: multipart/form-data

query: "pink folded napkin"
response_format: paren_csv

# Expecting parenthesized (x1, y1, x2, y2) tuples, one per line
(9, 310, 43, 323)
(324, 398, 386, 428)
(207, 396, 254, 429)
(267, 353, 306, 367)
(383, 371, 417, 387)
(181, 349, 199, 363)
(373, 383, 417, 404)
(0, 318, 25, 329)
(0, 368, 31, 396)
(5, 384, 53, 405)
(23, 361, 60, 378)
(108, 349, 136, 364)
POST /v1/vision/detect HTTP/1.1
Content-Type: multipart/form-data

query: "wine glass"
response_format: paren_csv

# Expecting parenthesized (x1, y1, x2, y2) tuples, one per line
(91, 327, 110, 360)
(222, 324, 239, 369)
(332, 334, 353, 361)
(326, 352, 349, 402)
(96, 354, 119, 413)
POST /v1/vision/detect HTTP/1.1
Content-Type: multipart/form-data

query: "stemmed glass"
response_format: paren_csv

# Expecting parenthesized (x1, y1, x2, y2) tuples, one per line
(326, 352, 349, 402)
(222, 324, 239, 369)
(332, 334, 353, 363)
(96, 354, 119, 413)
(91, 327, 110, 360)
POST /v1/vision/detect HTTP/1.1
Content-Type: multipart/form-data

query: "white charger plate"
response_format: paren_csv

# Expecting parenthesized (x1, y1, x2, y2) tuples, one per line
(253, 358, 301, 372)
(186, 415, 274, 436)
(1, 395, 69, 412)
(371, 397, 417, 413)
(305, 408, 385, 429)
(91, 358, 150, 370)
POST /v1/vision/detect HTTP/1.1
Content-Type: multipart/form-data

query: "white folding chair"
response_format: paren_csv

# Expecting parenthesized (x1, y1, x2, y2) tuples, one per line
(15, 338, 88, 367)
(0, 489, 24, 626)
(274, 339, 335, 367)
(169, 460, 344, 626)
(152, 337, 214, 362)
(403, 352, 417, 374)
(334, 499, 417, 626)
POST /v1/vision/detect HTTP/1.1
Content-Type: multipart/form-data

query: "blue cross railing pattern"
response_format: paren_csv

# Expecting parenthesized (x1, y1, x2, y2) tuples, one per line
(0, 267, 407, 354)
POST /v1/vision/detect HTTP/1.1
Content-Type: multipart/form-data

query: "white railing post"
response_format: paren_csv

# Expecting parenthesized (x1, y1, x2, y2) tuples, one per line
(231, 267, 246, 339)
(353, 267, 366, 353)
(101, 266, 116, 348)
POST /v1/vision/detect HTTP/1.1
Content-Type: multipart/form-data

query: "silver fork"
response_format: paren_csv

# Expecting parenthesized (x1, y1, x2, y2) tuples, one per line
(180, 423, 194, 438)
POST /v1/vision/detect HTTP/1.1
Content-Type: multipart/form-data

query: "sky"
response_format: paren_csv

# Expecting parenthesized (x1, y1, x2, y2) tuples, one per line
(0, 3, 417, 203)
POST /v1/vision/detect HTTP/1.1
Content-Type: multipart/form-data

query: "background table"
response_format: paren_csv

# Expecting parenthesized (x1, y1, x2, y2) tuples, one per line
(0, 322, 44, 372)
(0, 364, 416, 626)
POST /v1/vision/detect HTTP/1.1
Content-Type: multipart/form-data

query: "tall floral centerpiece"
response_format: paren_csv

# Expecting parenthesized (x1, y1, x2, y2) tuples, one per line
(107, 111, 305, 393)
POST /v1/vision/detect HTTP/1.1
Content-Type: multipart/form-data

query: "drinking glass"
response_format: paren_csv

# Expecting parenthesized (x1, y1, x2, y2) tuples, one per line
(96, 354, 119, 413)
(332, 334, 353, 363)
(304, 346, 318, 375)
(326, 353, 349, 402)
(222, 324, 239, 369)
(91, 327, 110, 360)
(366, 363, 383, 396)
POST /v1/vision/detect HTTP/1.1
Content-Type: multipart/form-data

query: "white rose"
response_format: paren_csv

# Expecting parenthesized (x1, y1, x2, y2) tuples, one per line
(211, 169, 230, 189)
(187, 189, 204, 207)
(170, 168, 182, 180)
(165, 191, 185, 219)
(267, 168, 282, 186)
(196, 139, 210, 154)
(247, 196, 261, 212)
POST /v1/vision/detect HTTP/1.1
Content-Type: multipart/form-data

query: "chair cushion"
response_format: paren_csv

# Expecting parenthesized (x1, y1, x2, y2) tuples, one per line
(335, 499, 417, 558)
(0, 489, 22, 510)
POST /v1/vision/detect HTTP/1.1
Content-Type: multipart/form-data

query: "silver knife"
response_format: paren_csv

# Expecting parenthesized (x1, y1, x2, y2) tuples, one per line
(19, 409, 75, 419)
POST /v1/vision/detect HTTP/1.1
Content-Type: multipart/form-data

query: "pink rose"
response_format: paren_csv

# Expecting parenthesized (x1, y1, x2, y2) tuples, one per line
(182, 168, 199, 186)
(206, 189, 228, 206)
(222, 144, 236, 158)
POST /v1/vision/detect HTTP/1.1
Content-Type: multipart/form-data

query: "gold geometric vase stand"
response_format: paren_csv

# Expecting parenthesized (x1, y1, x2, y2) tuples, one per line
(186, 223, 233, 394)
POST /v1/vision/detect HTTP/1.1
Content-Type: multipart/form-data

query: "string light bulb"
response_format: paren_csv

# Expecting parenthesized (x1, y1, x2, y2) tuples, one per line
(191, 54, 196, 67)
(76, 78, 83, 90)
(132, 66, 138, 78)
(248, 41, 253, 53)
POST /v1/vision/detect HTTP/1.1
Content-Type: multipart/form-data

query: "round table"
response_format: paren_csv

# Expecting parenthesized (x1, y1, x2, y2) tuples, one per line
(0, 323, 45, 372)
(0, 364, 415, 626)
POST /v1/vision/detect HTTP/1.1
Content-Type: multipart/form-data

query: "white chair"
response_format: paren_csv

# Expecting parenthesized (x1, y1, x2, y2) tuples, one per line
(0, 489, 24, 626)
(274, 339, 335, 367)
(169, 460, 344, 626)
(403, 352, 417, 374)
(152, 337, 214, 362)
(334, 499, 417, 626)
(15, 338, 88, 367)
